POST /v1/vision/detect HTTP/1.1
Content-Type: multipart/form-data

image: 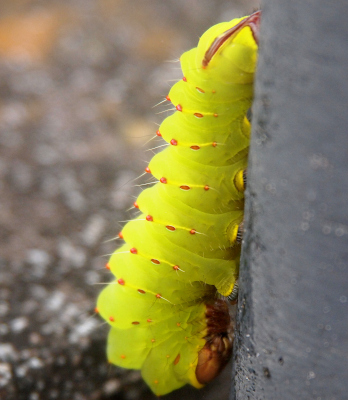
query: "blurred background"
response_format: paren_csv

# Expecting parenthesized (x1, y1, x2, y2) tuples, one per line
(0, 1, 259, 399)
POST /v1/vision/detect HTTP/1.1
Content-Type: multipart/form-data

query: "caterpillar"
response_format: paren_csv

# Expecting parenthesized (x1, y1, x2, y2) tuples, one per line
(96, 11, 260, 396)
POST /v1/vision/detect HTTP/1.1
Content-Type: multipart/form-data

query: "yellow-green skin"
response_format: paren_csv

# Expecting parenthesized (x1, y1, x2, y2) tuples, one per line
(97, 15, 258, 396)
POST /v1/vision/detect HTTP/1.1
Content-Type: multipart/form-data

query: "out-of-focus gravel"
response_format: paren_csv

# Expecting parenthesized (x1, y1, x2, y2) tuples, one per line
(0, 1, 259, 399)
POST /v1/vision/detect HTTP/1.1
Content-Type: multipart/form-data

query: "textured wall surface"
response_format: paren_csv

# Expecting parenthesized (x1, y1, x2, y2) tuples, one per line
(232, 1, 348, 399)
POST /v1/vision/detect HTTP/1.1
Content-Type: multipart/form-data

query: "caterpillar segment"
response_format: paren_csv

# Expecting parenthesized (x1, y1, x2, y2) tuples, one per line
(97, 11, 260, 396)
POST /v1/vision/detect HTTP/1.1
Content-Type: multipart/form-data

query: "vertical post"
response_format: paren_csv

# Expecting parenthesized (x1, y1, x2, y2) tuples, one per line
(231, 1, 348, 399)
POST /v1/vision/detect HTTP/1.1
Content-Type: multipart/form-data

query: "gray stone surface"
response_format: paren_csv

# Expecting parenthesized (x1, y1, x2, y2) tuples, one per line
(232, 1, 348, 399)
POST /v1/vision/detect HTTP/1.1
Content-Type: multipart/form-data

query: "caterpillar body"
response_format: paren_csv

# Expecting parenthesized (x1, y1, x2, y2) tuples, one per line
(97, 11, 260, 396)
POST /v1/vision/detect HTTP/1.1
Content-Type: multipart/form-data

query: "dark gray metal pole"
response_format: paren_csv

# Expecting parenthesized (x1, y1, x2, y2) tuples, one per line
(231, 1, 348, 399)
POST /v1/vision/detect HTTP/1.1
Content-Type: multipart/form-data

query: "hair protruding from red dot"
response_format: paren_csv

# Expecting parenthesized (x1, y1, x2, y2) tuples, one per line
(173, 265, 179, 270)
(194, 113, 203, 118)
(145, 167, 151, 173)
(118, 278, 125, 285)
(130, 248, 137, 254)
(176, 104, 183, 112)
(190, 229, 196, 235)
(212, 141, 217, 147)
(183, 77, 187, 82)
(166, 225, 176, 231)
(155, 293, 162, 299)
(160, 177, 167, 184)
(109, 316, 115, 322)
(165, 95, 170, 101)
(180, 185, 190, 190)
(133, 202, 139, 208)
(170, 139, 178, 146)
(156, 130, 162, 137)
(146, 215, 153, 222)
(190, 145, 200, 150)
(151, 259, 160, 265)
(204, 185, 209, 191)
(118, 232, 123, 239)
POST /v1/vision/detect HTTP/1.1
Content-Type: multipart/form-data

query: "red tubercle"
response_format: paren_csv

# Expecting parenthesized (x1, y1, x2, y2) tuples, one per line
(160, 177, 167, 184)
(151, 259, 160, 265)
(190, 229, 196, 235)
(180, 185, 190, 191)
(151, 338, 156, 343)
(204, 185, 210, 191)
(145, 166, 151, 173)
(173, 265, 179, 271)
(138, 289, 146, 294)
(194, 113, 203, 118)
(165, 95, 171, 101)
(183, 77, 187, 82)
(147, 319, 152, 323)
(118, 232, 123, 239)
(170, 139, 178, 146)
(156, 130, 162, 137)
(117, 278, 125, 285)
(133, 201, 139, 208)
(190, 145, 200, 150)
(176, 104, 183, 112)
(132, 321, 140, 325)
(166, 225, 176, 231)
(146, 215, 153, 222)
(155, 293, 162, 299)
(94, 307, 99, 314)
(212, 141, 217, 147)
(130, 248, 137, 254)
(105, 263, 110, 270)
(109, 316, 115, 322)
(176, 322, 181, 327)
(213, 113, 218, 117)
(120, 355, 126, 359)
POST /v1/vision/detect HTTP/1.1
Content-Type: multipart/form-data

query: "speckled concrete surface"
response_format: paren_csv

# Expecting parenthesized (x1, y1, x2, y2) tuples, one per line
(0, 1, 259, 399)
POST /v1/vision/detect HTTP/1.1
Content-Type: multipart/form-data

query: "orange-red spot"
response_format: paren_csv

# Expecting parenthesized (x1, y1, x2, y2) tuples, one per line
(147, 319, 152, 323)
(154, 380, 159, 385)
(156, 130, 162, 137)
(196, 87, 205, 93)
(118, 232, 123, 239)
(166, 225, 176, 231)
(176, 104, 183, 112)
(166, 355, 170, 359)
(183, 77, 187, 82)
(106, 263, 110, 270)
(160, 177, 167, 184)
(132, 321, 140, 325)
(212, 141, 217, 147)
(174, 354, 181, 365)
(120, 355, 126, 359)
(176, 322, 181, 327)
(194, 113, 203, 118)
(204, 185, 210, 191)
(180, 185, 190, 190)
(151, 338, 156, 343)
(130, 248, 137, 254)
(190, 229, 196, 235)
(212, 89, 216, 93)
(190, 145, 200, 150)
(146, 215, 153, 222)
(170, 139, 178, 146)
(173, 265, 179, 271)
(151, 259, 160, 265)
(214, 113, 218, 117)
(118, 278, 125, 285)
(133, 201, 139, 208)
(137, 289, 146, 294)
(109, 316, 115, 322)
(145, 166, 151, 173)
(165, 95, 170, 101)
(94, 307, 99, 314)
(156, 294, 161, 299)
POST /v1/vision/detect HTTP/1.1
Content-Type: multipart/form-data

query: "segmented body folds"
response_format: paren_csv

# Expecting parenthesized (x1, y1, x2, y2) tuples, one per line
(97, 12, 260, 396)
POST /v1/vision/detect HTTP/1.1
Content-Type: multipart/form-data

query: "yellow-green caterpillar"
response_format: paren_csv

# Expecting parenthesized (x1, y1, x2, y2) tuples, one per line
(97, 11, 260, 396)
